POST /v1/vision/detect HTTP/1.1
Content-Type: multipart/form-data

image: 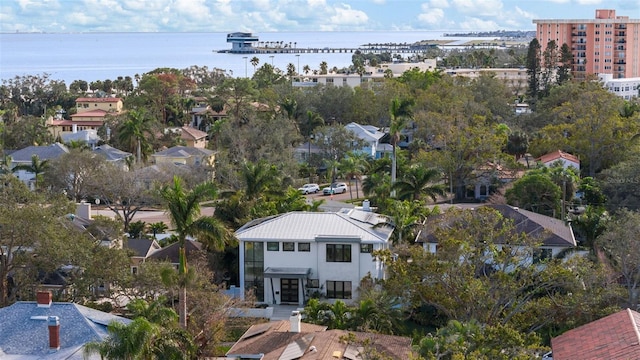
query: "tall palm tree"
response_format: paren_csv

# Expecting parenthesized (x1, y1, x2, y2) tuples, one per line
(339, 152, 368, 200)
(393, 165, 446, 202)
(159, 176, 236, 328)
(250, 56, 259, 74)
(388, 97, 415, 196)
(11, 154, 49, 190)
(118, 109, 155, 164)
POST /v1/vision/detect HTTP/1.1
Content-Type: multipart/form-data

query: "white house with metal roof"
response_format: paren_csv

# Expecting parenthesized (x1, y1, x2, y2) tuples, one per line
(235, 208, 394, 306)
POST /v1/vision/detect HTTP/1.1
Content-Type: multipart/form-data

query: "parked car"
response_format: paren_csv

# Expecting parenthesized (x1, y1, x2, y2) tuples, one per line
(323, 182, 348, 195)
(298, 183, 320, 194)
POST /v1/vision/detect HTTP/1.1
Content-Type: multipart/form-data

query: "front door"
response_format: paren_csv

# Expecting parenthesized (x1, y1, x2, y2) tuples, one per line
(280, 278, 299, 304)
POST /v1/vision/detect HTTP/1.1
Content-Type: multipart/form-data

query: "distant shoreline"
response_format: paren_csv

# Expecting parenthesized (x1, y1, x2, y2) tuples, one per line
(444, 30, 535, 38)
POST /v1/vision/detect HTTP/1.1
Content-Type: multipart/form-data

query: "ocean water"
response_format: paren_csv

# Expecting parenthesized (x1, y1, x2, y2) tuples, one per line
(0, 31, 470, 85)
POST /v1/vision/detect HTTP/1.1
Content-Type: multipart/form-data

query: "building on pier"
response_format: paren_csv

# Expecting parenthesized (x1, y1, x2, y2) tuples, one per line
(226, 32, 259, 53)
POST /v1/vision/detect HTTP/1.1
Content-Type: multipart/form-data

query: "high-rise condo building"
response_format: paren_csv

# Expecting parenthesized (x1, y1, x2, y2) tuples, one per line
(533, 9, 640, 79)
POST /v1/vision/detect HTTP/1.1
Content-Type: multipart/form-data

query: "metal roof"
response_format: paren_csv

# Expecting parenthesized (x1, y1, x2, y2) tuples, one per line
(235, 210, 393, 243)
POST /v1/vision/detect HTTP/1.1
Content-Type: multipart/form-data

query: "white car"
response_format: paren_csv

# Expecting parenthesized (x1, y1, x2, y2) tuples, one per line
(298, 183, 320, 194)
(323, 182, 348, 195)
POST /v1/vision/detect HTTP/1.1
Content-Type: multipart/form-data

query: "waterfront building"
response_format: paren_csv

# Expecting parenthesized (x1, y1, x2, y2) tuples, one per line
(445, 67, 529, 94)
(533, 9, 640, 79)
(292, 60, 436, 89)
(598, 73, 640, 99)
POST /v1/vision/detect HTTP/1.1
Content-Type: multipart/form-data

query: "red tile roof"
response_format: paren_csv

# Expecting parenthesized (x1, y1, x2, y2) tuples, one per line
(49, 119, 105, 126)
(537, 150, 580, 165)
(70, 109, 109, 118)
(75, 97, 122, 103)
(551, 308, 640, 360)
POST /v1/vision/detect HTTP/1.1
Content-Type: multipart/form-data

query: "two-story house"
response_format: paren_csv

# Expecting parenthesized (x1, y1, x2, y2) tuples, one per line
(235, 208, 394, 306)
(48, 97, 123, 139)
(8, 143, 69, 188)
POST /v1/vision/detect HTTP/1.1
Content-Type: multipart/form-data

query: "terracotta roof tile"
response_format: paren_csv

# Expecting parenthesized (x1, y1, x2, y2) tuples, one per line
(537, 150, 580, 165)
(551, 308, 640, 360)
(75, 97, 122, 103)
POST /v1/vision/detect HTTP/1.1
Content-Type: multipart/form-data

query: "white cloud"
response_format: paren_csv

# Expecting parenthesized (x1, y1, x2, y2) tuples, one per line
(371, 0, 386, 4)
(514, 6, 535, 20)
(418, 8, 445, 25)
(458, 16, 500, 31)
(542, 0, 570, 3)
(451, 0, 503, 16)
(429, 0, 449, 8)
(575, 0, 603, 4)
(329, 4, 369, 26)
(174, 0, 212, 21)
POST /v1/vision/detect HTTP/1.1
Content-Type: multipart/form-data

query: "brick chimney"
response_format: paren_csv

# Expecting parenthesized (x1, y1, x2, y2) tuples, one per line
(36, 291, 52, 308)
(48, 316, 60, 350)
(290, 310, 301, 333)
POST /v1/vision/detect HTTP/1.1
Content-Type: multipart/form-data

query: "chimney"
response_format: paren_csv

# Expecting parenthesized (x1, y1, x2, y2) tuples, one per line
(37, 291, 52, 308)
(75, 202, 91, 219)
(290, 311, 301, 333)
(48, 316, 60, 350)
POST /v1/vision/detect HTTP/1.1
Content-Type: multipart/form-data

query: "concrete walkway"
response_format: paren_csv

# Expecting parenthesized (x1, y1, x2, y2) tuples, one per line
(270, 304, 304, 320)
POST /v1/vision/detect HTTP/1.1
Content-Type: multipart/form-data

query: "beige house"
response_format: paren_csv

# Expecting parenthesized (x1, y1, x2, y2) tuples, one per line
(48, 97, 123, 139)
(180, 126, 208, 148)
(151, 145, 216, 167)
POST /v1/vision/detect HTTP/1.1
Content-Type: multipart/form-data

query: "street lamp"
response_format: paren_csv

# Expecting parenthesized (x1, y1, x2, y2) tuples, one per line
(296, 54, 300, 75)
(269, 55, 274, 66)
(243, 56, 248, 78)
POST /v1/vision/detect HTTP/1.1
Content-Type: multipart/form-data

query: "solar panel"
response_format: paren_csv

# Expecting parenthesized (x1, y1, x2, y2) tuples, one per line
(279, 334, 315, 360)
(242, 322, 272, 339)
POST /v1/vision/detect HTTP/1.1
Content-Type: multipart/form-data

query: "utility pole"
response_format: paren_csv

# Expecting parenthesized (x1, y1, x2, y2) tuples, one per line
(243, 56, 248, 78)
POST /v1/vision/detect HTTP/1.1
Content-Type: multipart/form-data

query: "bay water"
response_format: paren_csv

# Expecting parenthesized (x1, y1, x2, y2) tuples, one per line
(0, 31, 475, 85)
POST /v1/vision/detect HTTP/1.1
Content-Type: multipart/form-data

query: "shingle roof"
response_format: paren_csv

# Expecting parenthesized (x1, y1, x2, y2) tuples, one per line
(226, 319, 414, 360)
(152, 145, 214, 158)
(180, 126, 208, 140)
(148, 239, 203, 263)
(551, 308, 640, 360)
(417, 204, 576, 248)
(125, 238, 161, 258)
(93, 144, 131, 162)
(235, 209, 394, 243)
(0, 301, 130, 359)
(9, 143, 69, 163)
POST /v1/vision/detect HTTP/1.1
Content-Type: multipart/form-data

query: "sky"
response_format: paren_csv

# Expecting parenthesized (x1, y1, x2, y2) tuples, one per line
(0, 0, 638, 33)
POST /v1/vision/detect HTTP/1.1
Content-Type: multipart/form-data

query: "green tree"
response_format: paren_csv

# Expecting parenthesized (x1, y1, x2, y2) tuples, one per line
(505, 173, 562, 217)
(557, 43, 572, 84)
(11, 154, 49, 190)
(239, 160, 282, 200)
(526, 38, 542, 101)
(339, 152, 368, 200)
(158, 176, 237, 328)
(388, 97, 415, 194)
(393, 165, 445, 202)
(118, 108, 156, 164)
(598, 209, 640, 309)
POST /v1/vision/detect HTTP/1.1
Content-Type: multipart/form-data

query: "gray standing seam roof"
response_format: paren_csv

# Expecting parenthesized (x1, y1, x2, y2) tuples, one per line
(9, 143, 69, 162)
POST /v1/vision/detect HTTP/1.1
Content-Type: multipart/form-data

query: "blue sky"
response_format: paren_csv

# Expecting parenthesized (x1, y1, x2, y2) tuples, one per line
(1, 0, 638, 33)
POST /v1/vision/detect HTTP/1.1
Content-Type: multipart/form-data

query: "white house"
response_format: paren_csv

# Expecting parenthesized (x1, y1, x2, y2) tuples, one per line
(537, 150, 580, 171)
(235, 208, 394, 305)
(344, 122, 387, 159)
(8, 143, 69, 189)
(599, 73, 640, 100)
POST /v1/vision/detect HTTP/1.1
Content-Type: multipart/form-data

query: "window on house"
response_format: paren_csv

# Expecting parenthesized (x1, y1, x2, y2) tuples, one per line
(326, 244, 351, 262)
(360, 244, 373, 253)
(326, 281, 352, 299)
(131, 266, 138, 275)
(307, 279, 320, 288)
(267, 242, 279, 251)
(298, 242, 310, 252)
(283, 242, 294, 251)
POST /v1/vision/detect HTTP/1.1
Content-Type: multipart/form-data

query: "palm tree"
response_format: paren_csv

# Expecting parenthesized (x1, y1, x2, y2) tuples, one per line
(240, 160, 282, 200)
(149, 221, 168, 239)
(388, 97, 415, 196)
(159, 176, 236, 328)
(339, 152, 368, 200)
(250, 56, 259, 73)
(11, 154, 49, 190)
(393, 165, 446, 202)
(118, 108, 155, 164)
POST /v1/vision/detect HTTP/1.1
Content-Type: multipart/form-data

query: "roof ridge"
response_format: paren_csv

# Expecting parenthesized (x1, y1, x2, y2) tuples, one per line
(627, 308, 640, 346)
